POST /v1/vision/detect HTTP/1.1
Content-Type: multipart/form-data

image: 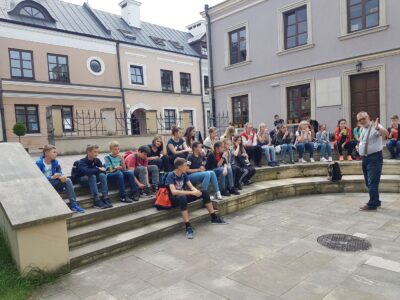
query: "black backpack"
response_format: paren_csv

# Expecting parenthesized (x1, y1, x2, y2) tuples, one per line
(327, 162, 342, 182)
(70, 160, 80, 184)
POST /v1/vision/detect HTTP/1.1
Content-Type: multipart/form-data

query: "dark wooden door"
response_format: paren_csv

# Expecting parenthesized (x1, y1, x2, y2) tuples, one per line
(350, 71, 380, 128)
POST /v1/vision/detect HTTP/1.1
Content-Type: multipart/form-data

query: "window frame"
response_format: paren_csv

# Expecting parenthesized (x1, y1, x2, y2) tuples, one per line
(229, 27, 247, 65)
(204, 75, 210, 95)
(180, 72, 192, 94)
(47, 53, 70, 83)
(286, 84, 311, 124)
(284, 5, 308, 50)
(14, 104, 40, 134)
(61, 106, 74, 133)
(129, 65, 145, 86)
(347, 0, 379, 33)
(163, 108, 178, 130)
(8, 48, 35, 80)
(231, 95, 249, 128)
(160, 69, 174, 92)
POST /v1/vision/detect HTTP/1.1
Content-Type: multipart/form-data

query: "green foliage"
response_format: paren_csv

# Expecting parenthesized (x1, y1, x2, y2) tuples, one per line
(12, 123, 27, 143)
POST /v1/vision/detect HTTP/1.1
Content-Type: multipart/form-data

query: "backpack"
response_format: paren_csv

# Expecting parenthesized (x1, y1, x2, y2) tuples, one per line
(327, 162, 342, 182)
(154, 172, 172, 210)
(70, 160, 80, 184)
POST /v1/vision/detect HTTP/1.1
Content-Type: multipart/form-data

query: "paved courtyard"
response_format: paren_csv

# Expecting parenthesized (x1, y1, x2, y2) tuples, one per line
(34, 192, 400, 300)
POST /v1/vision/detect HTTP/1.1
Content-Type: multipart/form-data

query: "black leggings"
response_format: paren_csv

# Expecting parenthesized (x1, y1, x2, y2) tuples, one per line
(245, 146, 262, 165)
(238, 166, 256, 184)
(170, 190, 211, 211)
(149, 156, 169, 172)
(337, 140, 357, 156)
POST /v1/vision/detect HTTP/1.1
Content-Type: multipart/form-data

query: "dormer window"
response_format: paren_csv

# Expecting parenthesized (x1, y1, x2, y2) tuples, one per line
(8, 1, 56, 23)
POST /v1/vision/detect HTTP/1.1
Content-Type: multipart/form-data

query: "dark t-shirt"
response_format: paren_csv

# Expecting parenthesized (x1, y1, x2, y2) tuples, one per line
(148, 144, 162, 157)
(165, 171, 189, 191)
(187, 154, 204, 169)
(167, 138, 185, 156)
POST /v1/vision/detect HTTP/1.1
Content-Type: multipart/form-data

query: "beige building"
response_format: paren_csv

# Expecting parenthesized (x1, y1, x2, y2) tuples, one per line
(0, 0, 207, 152)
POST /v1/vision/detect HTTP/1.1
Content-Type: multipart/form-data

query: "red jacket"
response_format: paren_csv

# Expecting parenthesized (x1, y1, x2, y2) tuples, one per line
(334, 127, 352, 144)
(240, 130, 256, 146)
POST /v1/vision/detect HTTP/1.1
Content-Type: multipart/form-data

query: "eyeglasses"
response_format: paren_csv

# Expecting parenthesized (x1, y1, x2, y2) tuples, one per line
(357, 117, 367, 122)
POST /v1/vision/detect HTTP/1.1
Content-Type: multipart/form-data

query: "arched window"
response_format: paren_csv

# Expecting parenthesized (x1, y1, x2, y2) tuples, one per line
(19, 6, 45, 20)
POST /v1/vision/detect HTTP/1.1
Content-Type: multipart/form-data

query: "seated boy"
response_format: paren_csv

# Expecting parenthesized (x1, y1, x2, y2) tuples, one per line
(78, 144, 112, 209)
(36, 145, 85, 213)
(187, 142, 222, 200)
(166, 158, 227, 239)
(105, 141, 140, 203)
(205, 141, 231, 197)
(125, 145, 159, 196)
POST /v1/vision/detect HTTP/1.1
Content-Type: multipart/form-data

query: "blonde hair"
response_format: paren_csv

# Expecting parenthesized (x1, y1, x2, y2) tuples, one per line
(109, 141, 120, 149)
(43, 144, 56, 156)
(299, 120, 309, 130)
(222, 126, 235, 140)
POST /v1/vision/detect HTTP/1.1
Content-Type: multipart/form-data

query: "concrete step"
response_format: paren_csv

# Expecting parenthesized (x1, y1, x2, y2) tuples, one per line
(69, 209, 210, 269)
(68, 200, 204, 248)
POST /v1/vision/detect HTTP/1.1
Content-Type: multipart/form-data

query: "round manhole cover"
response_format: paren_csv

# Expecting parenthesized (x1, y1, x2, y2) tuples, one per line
(317, 234, 371, 252)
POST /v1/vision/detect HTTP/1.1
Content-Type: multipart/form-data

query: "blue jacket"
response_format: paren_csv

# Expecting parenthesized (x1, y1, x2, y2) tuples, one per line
(36, 157, 62, 181)
(77, 156, 104, 177)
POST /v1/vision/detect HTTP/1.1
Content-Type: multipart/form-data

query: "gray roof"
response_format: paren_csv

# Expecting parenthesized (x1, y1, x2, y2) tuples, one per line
(0, 0, 201, 57)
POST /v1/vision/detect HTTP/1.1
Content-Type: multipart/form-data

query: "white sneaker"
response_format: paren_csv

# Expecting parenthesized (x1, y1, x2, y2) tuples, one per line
(328, 157, 333, 162)
(210, 195, 215, 201)
(299, 158, 306, 163)
(215, 191, 223, 200)
(310, 158, 315, 163)
(320, 157, 328, 162)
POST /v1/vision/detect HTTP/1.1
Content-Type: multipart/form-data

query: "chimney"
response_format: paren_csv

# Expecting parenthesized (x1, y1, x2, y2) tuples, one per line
(119, 0, 141, 28)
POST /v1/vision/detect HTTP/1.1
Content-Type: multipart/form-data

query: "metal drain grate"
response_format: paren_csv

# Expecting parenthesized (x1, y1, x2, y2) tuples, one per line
(317, 234, 371, 252)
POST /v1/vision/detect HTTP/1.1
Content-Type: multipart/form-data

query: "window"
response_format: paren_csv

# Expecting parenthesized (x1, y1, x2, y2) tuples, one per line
(201, 45, 208, 56)
(184, 110, 194, 126)
(206, 110, 212, 128)
(232, 95, 249, 127)
(130, 65, 144, 85)
(229, 27, 247, 65)
(9, 2, 56, 23)
(287, 84, 311, 124)
(9, 49, 34, 79)
(47, 54, 69, 82)
(161, 70, 174, 92)
(61, 106, 73, 132)
(19, 6, 45, 19)
(15, 105, 40, 134)
(348, 0, 379, 33)
(284, 6, 308, 49)
(204, 76, 210, 94)
(180, 73, 192, 93)
(164, 109, 177, 130)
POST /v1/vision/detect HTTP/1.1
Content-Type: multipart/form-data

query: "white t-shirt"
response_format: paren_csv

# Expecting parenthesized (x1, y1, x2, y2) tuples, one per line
(44, 162, 52, 178)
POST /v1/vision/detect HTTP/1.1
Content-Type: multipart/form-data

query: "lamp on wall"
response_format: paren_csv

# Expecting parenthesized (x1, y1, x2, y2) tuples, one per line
(356, 61, 363, 72)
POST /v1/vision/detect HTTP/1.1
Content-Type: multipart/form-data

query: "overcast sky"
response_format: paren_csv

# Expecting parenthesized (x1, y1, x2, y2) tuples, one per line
(63, 0, 224, 31)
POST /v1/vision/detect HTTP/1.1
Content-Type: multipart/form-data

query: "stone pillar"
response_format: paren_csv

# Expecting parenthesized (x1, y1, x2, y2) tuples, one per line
(145, 110, 158, 135)
(180, 110, 190, 129)
(51, 106, 64, 137)
(0, 143, 72, 274)
(101, 108, 117, 136)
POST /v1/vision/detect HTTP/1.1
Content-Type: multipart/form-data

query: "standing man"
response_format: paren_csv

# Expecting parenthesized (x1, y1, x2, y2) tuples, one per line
(357, 112, 389, 211)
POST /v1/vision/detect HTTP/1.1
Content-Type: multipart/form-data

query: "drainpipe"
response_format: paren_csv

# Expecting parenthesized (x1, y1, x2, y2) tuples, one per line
(0, 79, 7, 142)
(199, 57, 207, 136)
(205, 4, 216, 126)
(116, 41, 128, 135)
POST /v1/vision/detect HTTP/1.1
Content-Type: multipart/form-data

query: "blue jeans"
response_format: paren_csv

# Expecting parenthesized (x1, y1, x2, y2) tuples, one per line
(80, 173, 108, 200)
(213, 167, 227, 191)
(362, 151, 383, 208)
(261, 145, 276, 162)
(108, 170, 137, 197)
(316, 143, 332, 158)
(297, 142, 314, 159)
(280, 144, 294, 161)
(188, 171, 219, 192)
(386, 140, 400, 158)
(50, 178, 77, 204)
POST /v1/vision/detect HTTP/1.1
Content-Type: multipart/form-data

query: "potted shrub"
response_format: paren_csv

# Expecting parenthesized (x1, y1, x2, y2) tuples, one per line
(13, 122, 28, 151)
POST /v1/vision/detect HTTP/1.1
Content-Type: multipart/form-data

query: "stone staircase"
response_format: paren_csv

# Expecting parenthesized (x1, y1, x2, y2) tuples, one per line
(63, 160, 400, 269)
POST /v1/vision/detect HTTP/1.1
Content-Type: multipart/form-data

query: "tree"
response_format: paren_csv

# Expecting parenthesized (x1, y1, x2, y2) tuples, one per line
(13, 122, 26, 143)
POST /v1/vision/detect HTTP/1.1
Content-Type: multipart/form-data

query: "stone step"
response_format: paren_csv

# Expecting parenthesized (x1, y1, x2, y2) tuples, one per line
(68, 200, 204, 248)
(69, 209, 210, 269)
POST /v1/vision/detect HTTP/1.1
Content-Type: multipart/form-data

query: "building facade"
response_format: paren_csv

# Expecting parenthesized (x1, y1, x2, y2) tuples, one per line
(205, 0, 399, 131)
(0, 0, 207, 151)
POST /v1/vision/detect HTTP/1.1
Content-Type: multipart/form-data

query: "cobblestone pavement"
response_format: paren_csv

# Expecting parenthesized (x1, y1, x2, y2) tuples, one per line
(34, 193, 400, 300)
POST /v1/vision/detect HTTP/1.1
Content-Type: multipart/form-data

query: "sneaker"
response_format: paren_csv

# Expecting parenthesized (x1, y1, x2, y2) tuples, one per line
(280, 160, 287, 165)
(347, 155, 353, 161)
(320, 157, 328, 162)
(310, 158, 315, 163)
(71, 202, 85, 213)
(186, 226, 194, 239)
(221, 190, 231, 197)
(328, 157, 333, 162)
(299, 158, 306, 163)
(151, 185, 158, 194)
(120, 196, 133, 203)
(243, 180, 253, 186)
(211, 216, 228, 225)
(93, 199, 106, 209)
(289, 160, 295, 164)
(141, 189, 153, 198)
(130, 190, 140, 202)
(230, 188, 240, 195)
(144, 186, 154, 197)
(102, 197, 113, 208)
(215, 191, 223, 200)
(210, 195, 215, 201)
(339, 156, 344, 161)
(237, 183, 243, 190)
